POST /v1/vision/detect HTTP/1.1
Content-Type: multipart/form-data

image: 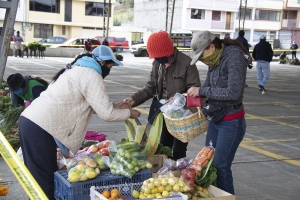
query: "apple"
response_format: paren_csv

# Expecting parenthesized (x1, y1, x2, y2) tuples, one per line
(97, 142, 105, 149)
(102, 141, 110, 148)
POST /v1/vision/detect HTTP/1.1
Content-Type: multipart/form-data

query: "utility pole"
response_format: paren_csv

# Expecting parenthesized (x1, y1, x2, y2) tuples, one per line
(103, 0, 106, 37)
(0, 0, 19, 84)
(238, 0, 247, 31)
(106, 0, 111, 38)
(165, 0, 175, 35)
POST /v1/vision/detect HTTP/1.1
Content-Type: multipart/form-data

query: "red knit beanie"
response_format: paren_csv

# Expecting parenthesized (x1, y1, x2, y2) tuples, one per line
(147, 31, 174, 58)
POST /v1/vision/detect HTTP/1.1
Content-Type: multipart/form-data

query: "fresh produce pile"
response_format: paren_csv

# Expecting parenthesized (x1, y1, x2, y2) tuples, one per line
(99, 188, 123, 200)
(109, 141, 152, 178)
(131, 171, 192, 199)
(67, 156, 100, 183)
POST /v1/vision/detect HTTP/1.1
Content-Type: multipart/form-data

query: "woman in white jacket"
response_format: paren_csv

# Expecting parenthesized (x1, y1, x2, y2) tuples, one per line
(18, 45, 140, 199)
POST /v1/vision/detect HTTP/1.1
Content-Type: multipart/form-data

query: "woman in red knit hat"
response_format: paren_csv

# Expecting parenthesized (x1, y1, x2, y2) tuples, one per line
(123, 31, 201, 160)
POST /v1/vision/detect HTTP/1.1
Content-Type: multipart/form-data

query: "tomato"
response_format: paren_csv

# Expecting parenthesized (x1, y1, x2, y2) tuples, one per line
(99, 147, 110, 156)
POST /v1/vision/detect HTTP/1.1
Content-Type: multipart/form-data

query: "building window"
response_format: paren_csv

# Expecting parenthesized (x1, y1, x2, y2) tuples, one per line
(255, 10, 280, 21)
(62, 26, 66, 35)
(237, 8, 252, 19)
(34, 24, 53, 38)
(191, 9, 205, 19)
(212, 11, 221, 21)
(253, 31, 267, 41)
(85, 2, 111, 17)
(29, 0, 60, 13)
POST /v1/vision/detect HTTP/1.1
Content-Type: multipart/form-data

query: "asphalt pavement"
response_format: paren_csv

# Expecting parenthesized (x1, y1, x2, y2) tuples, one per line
(0, 52, 299, 200)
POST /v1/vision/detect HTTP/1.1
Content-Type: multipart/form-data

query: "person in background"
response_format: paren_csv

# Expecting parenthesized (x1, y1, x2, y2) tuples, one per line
(139, 38, 144, 44)
(102, 37, 109, 46)
(123, 31, 200, 160)
(187, 31, 248, 195)
(13, 31, 23, 57)
(224, 33, 230, 39)
(236, 30, 252, 87)
(84, 38, 92, 53)
(279, 51, 287, 63)
(252, 35, 273, 93)
(7, 73, 48, 107)
(290, 40, 298, 60)
(18, 45, 141, 199)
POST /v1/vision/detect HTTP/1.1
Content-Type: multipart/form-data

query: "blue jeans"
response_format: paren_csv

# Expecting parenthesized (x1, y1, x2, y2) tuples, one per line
(205, 117, 246, 194)
(256, 61, 270, 87)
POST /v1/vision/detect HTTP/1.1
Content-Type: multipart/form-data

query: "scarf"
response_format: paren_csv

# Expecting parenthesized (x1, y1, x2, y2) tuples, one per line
(74, 57, 102, 75)
(200, 44, 225, 68)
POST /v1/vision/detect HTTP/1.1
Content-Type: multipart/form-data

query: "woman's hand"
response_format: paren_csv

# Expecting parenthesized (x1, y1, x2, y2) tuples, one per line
(187, 87, 200, 97)
(123, 98, 135, 107)
(113, 101, 131, 109)
(129, 109, 141, 119)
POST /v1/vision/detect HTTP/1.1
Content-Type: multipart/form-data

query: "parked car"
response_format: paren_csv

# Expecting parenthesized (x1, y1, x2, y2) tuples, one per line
(130, 43, 148, 57)
(95, 36, 129, 52)
(38, 36, 67, 46)
(49, 37, 100, 50)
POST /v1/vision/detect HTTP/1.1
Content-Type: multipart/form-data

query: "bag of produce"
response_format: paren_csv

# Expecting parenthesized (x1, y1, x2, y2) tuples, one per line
(66, 155, 101, 183)
(190, 144, 215, 174)
(109, 148, 152, 178)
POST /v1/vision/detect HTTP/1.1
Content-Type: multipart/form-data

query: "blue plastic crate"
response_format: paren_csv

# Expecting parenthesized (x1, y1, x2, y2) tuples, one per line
(54, 169, 152, 200)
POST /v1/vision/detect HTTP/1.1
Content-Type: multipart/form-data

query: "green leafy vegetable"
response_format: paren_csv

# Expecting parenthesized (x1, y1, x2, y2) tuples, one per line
(195, 163, 217, 188)
(155, 143, 173, 157)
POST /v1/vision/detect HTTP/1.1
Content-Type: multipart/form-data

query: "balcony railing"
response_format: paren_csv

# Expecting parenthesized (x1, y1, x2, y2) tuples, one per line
(282, 19, 299, 28)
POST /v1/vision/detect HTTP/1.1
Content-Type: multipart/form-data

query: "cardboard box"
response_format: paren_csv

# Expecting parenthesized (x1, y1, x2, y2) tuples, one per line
(207, 185, 236, 200)
(147, 154, 167, 173)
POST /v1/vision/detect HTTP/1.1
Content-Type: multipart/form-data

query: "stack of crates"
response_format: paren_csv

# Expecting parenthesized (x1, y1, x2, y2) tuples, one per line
(54, 169, 152, 200)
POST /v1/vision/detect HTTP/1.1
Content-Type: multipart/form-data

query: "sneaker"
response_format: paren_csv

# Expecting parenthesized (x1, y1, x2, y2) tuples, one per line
(258, 85, 266, 91)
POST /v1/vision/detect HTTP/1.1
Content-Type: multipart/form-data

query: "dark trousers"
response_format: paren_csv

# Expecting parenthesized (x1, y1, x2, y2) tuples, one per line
(292, 51, 297, 59)
(18, 116, 58, 200)
(160, 119, 188, 160)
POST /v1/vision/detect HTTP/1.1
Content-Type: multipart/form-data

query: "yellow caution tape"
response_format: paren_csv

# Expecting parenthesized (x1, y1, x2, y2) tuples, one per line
(0, 132, 48, 200)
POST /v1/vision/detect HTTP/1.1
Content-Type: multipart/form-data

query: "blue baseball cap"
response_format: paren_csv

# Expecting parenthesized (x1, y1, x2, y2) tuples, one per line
(92, 45, 123, 66)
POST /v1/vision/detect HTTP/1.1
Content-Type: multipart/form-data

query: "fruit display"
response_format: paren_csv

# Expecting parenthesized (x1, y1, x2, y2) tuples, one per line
(66, 156, 100, 183)
(109, 148, 152, 178)
(86, 140, 113, 156)
(100, 188, 123, 200)
(132, 171, 191, 199)
(184, 185, 215, 199)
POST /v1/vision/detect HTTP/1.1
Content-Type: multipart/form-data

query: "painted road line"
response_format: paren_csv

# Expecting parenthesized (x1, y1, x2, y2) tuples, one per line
(242, 138, 298, 143)
(239, 143, 300, 167)
(0, 132, 48, 199)
(16, 59, 62, 69)
(245, 113, 300, 129)
(104, 80, 141, 90)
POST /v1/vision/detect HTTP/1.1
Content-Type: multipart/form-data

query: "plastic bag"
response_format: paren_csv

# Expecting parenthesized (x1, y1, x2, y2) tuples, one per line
(66, 155, 101, 183)
(109, 149, 152, 178)
(160, 93, 192, 118)
(190, 141, 215, 173)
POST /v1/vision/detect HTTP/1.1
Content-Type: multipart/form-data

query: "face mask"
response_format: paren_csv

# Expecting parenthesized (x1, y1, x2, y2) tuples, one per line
(155, 56, 169, 65)
(101, 65, 111, 79)
(13, 89, 23, 95)
(199, 44, 225, 68)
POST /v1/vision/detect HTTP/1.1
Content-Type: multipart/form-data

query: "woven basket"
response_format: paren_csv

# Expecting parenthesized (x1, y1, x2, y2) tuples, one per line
(163, 107, 209, 143)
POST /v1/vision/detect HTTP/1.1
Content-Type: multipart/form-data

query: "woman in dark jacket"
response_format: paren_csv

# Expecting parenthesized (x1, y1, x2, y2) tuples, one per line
(187, 31, 249, 195)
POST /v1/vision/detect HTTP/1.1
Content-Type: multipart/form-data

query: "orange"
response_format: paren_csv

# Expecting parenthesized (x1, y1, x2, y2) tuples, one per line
(111, 192, 120, 199)
(118, 198, 124, 200)
(102, 190, 111, 198)
(108, 197, 115, 200)
(111, 189, 120, 197)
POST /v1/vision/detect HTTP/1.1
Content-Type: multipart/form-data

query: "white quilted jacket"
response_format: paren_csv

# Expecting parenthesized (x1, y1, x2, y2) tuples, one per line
(21, 66, 130, 153)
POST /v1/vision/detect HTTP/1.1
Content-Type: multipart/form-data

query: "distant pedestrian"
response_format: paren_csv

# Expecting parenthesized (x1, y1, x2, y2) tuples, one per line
(102, 38, 109, 46)
(84, 38, 92, 52)
(252, 35, 273, 94)
(236, 30, 252, 87)
(290, 41, 298, 60)
(139, 38, 144, 44)
(13, 31, 23, 57)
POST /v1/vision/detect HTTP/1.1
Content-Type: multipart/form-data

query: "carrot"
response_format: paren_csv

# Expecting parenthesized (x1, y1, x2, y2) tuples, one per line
(201, 159, 209, 168)
(206, 148, 214, 160)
